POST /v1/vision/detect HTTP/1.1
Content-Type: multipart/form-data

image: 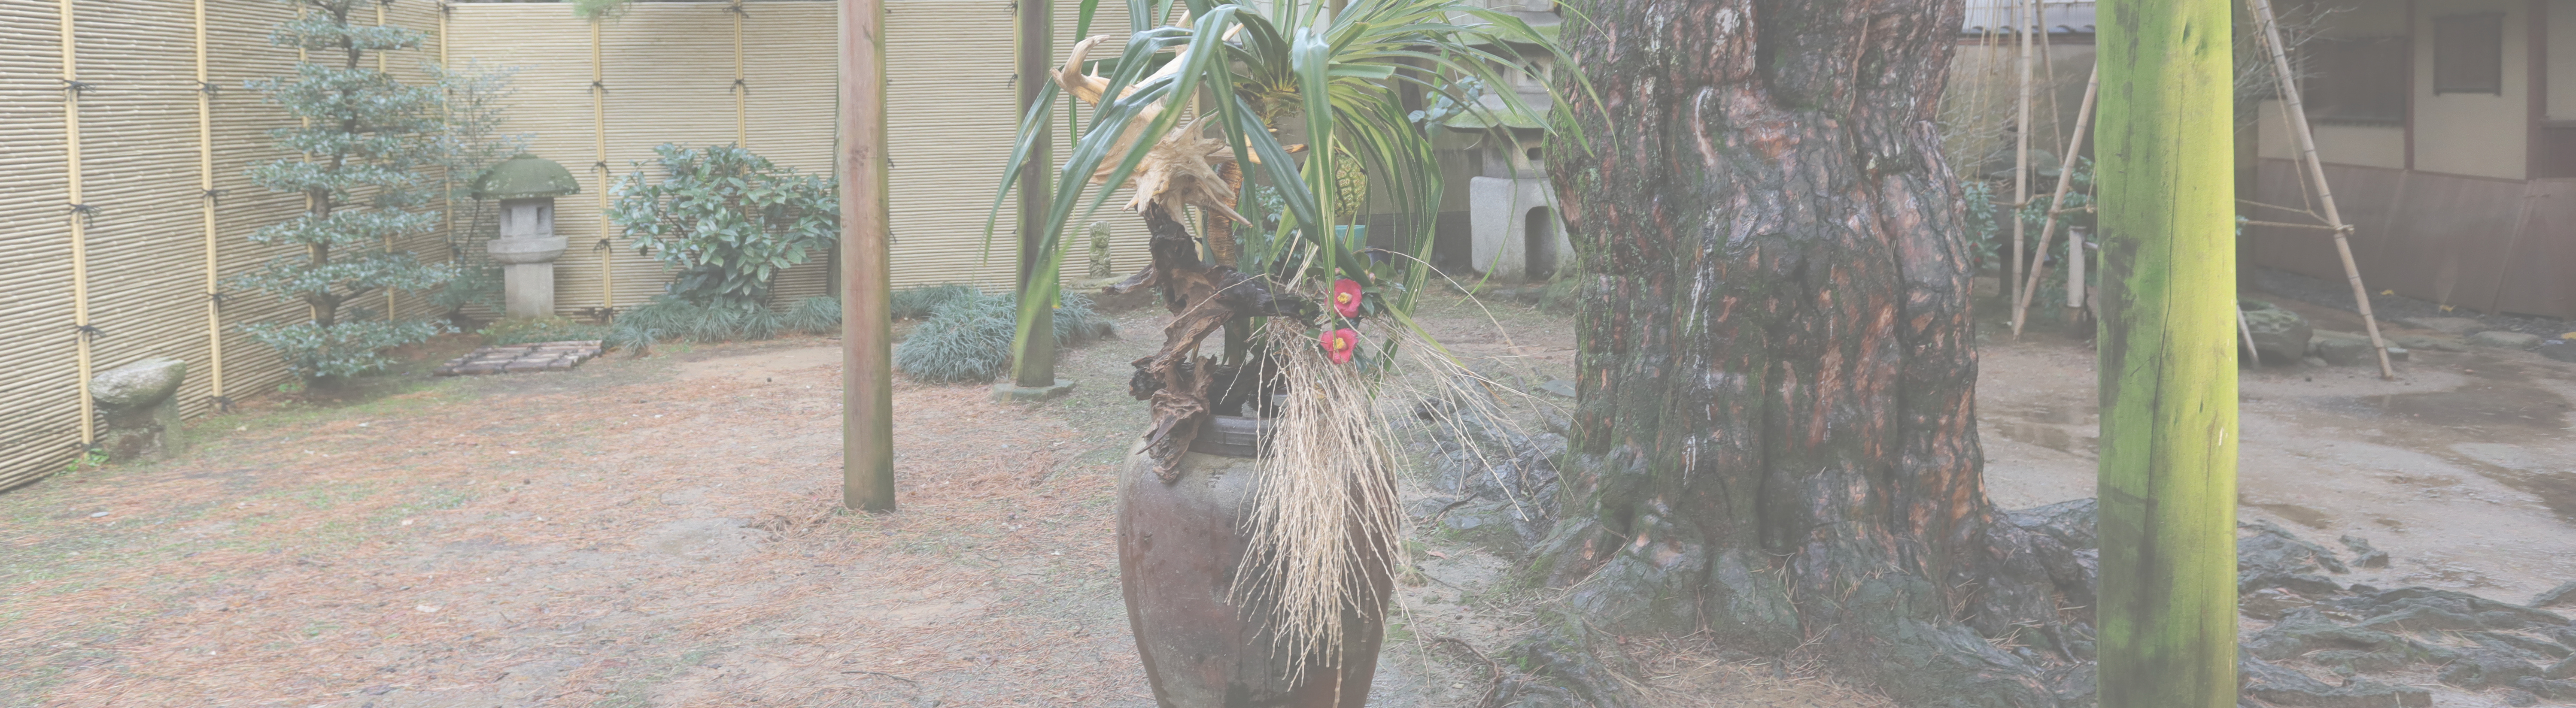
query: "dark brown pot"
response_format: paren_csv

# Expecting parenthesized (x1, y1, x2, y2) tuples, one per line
(1116, 423, 1391, 707)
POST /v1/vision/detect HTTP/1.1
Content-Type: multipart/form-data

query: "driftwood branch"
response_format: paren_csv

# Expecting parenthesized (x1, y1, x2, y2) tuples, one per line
(1127, 203, 1297, 480)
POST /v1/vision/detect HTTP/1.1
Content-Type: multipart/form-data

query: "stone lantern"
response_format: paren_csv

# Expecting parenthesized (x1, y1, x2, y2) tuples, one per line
(1449, 17, 1570, 282)
(470, 154, 582, 319)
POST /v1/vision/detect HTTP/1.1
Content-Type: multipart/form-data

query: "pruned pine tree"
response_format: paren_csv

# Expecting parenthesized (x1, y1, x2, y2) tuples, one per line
(237, 0, 451, 384)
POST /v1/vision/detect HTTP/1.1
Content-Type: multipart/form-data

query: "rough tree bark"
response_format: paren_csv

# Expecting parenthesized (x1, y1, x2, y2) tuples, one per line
(1535, 2, 2089, 705)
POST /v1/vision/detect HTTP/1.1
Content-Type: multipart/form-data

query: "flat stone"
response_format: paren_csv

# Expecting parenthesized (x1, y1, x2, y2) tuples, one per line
(2397, 316, 2484, 335)
(2471, 330, 2544, 350)
(2391, 334, 2467, 352)
(2383, 347, 2409, 361)
(1534, 379, 1576, 398)
(2311, 331, 2376, 366)
(88, 357, 187, 411)
(2540, 342, 2576, 363)
(2532, 581, 2576, 608)
(991, 378, 1075, 402)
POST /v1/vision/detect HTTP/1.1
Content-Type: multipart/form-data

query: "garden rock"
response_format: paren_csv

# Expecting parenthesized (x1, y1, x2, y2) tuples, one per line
(2390, 334, 2467, 352)
(2309, 331, 2376, 366)
(2242, 302, 2313, 364)
(88, 357, 187, 462)
(2241, 653, 2431, 708)
(2396, 316, 2483, 335)
(2339, 536, 2390, 569)
(2532, 581, 2576, 608)
(2470, 330, 2544, 350)
(2541, 342, 2576, 363)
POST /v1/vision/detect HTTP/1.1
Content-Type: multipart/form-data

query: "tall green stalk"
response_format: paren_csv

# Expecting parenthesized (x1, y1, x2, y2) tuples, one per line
(2094, 0, 2239, 704)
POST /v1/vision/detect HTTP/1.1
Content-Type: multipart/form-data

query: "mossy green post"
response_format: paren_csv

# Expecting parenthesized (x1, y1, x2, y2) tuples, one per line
(1009, 0, 1057, 392)
(2094, 0, 2239, 705)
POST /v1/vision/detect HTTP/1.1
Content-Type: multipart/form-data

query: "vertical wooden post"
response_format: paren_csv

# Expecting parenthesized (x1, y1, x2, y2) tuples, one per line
(2247, 0, 2396, 379)
(841, 0, 895, 512)
(2095, 0, 2239, 705)
(59, 0, 95, 447)
(1009, 0, 1058, 390)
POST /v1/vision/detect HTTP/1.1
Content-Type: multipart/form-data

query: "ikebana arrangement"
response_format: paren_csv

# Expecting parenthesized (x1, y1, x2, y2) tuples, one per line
(993, 0, 1565, 702)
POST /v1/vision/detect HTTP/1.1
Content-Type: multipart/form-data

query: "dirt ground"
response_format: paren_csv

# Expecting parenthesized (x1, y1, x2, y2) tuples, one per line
(3, 287, 2571, 707)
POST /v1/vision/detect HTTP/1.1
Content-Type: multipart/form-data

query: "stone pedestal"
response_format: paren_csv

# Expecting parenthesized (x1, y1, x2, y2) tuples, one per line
(1467, 175, 1568, 281)
(487, 196, 567, 319)
(88, 357, 187, 462)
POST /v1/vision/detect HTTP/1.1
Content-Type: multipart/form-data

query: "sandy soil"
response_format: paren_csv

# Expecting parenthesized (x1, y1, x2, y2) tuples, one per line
(3, 289, 2569, 707)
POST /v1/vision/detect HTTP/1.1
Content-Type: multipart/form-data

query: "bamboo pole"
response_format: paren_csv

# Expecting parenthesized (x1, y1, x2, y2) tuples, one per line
(2011, 62, 2099, 337)
(2248, 0, 2395, 379)
(842, 0, 895, 512)
(2009, 0, 2035, 297)
(1008, 0, 1058, 390)
(592, 19, 614, 315)
(732, 0, 747, 147)
(2094, 0, 2239, 703)
(197, 0, 225, 406)
(59, 0, 95, 447)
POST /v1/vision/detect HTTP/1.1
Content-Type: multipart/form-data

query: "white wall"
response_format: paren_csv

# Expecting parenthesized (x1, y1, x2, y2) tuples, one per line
(2414, 0, 2529, 179)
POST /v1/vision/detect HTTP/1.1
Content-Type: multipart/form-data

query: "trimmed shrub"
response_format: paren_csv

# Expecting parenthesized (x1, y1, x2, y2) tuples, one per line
(890, 284, 979, 320)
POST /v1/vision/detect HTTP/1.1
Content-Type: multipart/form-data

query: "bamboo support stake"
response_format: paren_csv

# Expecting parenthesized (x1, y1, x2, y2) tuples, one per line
(380, 2, 396, 321)
(2095, 0, 2239, 702)
(592, 19, 614, 314)
(59, 0, 95, 446)
(439, 1, 453, 307)
(732, 1, 747, 147)
(2011, 62, 2100, 337)
(842, 0, 894, 512)
(2248, 0, 2394, 379)
(2010, 0, 2035, 295)
(197, 0, 225, 403)
(2238, 308, 2262, 367)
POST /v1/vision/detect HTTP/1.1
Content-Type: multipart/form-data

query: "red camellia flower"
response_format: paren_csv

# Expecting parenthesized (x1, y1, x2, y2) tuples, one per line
(1332, 278, 1363, 318)
(1320, 328, 1358, 364)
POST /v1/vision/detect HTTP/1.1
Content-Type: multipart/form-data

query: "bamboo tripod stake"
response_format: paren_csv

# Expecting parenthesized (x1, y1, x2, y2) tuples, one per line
(2011, 63, 2099, 337)
(2010, 0, 2035, 296)
(197, 0, 225, 405)
(59, 0, 95, 446)
(2248, 0, 2394, 379)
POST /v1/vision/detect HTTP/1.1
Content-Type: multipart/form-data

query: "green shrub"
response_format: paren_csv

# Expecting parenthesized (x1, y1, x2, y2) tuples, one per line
(893, 291, 1112, 384)
(608, 143, 838, 306)
(479, 316, 608, 345)
(890, 284, 979, 320)
(896, 293, 1016, 383)
(783, 296, 841, 334)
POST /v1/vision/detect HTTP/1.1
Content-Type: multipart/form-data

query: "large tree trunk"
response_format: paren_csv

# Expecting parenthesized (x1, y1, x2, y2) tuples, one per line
(1537, 2, 2086, 705)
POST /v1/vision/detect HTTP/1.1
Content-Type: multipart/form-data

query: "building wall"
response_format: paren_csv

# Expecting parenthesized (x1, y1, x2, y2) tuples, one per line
(2414, 0, 2530, 179)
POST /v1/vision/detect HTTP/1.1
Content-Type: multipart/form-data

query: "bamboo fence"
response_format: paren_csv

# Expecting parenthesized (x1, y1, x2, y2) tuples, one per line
(0, 0, 1142, 491)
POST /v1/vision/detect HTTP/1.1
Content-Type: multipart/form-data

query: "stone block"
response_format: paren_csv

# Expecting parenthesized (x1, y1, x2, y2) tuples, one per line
(88, 357, 187, 462)
(2242, 301, 2312, 365)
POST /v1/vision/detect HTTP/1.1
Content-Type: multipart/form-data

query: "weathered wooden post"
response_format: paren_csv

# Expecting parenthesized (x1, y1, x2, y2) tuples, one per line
(841, 0, 894, 512)
(2094, 0, 2239, 704)
(1000, 0, 1071, 402)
